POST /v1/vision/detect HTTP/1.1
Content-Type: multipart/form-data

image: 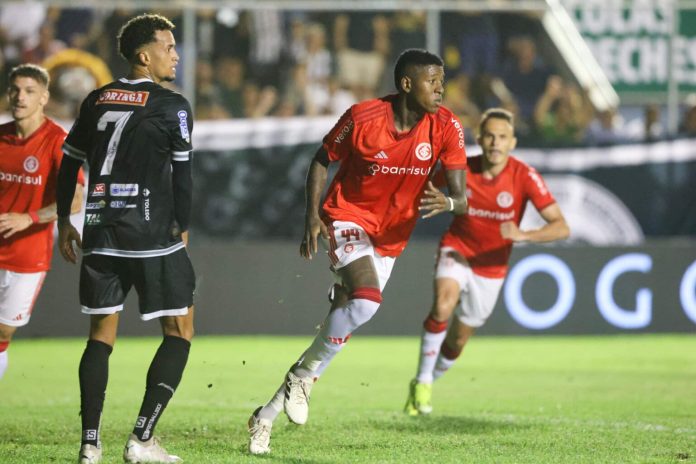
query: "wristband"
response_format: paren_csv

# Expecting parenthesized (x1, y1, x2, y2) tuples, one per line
(29, 211, 39, 224)
(445, 196, 455, 212)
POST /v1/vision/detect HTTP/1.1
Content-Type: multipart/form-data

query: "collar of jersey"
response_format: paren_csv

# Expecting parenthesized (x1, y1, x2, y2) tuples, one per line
(118, 77, 153, 85)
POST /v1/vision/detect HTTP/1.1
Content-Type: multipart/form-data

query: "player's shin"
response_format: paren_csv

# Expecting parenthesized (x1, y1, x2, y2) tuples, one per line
(132, 336, 190, 442)
(433, 340, 462, 381)
(415, 315, 448, 383)
(295, 288, 382, 376)
(79, 339, 113, 447)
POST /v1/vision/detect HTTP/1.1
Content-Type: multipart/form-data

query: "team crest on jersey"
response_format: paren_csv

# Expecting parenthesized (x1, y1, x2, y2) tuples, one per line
(23, 156, 39, 173)
(415, 143, 432, 161)
(497, 191, 513, 208)
(97, 90, 149, 106)
(177, 110, 190, 143)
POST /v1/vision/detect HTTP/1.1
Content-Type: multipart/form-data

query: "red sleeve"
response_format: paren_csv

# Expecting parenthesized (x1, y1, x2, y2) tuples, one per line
(524, 166, 556, 211)
(438, 113, 468, 170)
(322, 108, 355, 162)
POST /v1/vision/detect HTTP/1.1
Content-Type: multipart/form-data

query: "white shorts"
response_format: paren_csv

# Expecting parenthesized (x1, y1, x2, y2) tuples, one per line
(0, 269, 47, 327)
(325, 221, 395, 292)
(435, 247, 504, 328)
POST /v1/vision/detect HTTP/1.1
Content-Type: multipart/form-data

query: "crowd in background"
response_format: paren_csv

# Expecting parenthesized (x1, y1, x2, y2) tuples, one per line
(1, 4, 696, 147)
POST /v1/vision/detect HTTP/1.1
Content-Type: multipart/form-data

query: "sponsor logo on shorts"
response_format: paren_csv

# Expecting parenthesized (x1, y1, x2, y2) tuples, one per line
(497, 191, 513, 208)
(96, 89, 149, 106)
(23, 155, 39, 173)
(85, 213, 102, 225)
(178, 110, 190, 143)
(415, 142, 432, 161)
(110, 183, 138, 196)
(86, 200, 106, 210)
(91, 183, 106, 196)
(344, 244, 354, 253)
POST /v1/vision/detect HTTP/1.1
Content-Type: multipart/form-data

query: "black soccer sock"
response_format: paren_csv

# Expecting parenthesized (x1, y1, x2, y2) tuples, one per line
(79, 339, 113, 447)
(132, 335, 191, 441)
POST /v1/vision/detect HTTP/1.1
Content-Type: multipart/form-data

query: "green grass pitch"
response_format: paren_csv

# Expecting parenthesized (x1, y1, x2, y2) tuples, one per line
(0, 334, 694, 463)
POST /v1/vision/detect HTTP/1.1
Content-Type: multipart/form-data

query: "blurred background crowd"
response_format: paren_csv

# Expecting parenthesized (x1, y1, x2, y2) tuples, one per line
(0, 4, 695, 148)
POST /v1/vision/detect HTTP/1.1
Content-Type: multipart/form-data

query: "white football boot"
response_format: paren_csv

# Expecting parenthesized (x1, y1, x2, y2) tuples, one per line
(78, 444, 102, 464)
(247, 407, 272, 455)
(283, 371, 314, 425)
(123, 434, 182, 463)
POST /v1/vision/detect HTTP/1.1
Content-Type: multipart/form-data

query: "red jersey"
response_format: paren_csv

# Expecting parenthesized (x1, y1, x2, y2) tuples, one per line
(322, 95, 468, 257)
(441, 155, 556, 278)
(0, 118, 82, 272)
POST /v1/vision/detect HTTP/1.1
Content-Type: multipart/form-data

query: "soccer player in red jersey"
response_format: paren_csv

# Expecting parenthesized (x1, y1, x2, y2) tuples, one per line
(404, 108, 570, 415)
(248, 49, 469, 454)
(0, 63, 84, 380)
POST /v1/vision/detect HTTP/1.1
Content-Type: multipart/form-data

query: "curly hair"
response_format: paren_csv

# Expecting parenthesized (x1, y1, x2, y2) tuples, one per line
(117, 13, 175, 63)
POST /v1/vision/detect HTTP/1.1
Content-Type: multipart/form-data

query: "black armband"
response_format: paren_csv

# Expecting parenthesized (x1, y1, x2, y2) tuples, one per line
(56, 155, 83, 217)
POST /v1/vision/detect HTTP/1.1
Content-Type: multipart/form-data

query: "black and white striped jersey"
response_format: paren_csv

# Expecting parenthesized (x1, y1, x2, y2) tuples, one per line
(63, 77, 193, 258)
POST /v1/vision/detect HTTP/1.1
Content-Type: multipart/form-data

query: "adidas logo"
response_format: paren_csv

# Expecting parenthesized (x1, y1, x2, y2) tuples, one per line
(374, 151, 388, 159)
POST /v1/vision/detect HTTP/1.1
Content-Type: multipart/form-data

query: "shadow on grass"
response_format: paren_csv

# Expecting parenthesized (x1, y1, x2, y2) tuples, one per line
(372, 414, 526, 436)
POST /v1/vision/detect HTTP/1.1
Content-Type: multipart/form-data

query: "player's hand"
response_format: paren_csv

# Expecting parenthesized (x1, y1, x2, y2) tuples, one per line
(500, 221, 525, 242)
(0, 212, 34, 238)
(419, 181, 450, 219)
(58, 218, 82, 264)
(300, 213, 328, 260)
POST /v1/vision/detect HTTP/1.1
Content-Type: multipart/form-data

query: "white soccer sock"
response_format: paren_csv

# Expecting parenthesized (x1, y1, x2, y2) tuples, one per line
(0, 350, 8, 380)
(296, 292, 381, 376)
(257, 382, 285, 422)
(415, 316, 448, 384)
(416, 330, 448, 384)
(433, 355, 457, 381)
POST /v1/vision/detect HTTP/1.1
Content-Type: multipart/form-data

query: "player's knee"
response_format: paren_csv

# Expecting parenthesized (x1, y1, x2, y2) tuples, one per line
(0, 325, 17, 343)
(347, 287, 382, 326)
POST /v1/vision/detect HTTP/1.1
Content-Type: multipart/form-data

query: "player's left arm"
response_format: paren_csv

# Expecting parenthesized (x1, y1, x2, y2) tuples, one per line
(0, 183, 83, 239)
(419, 169, 468, 218)
(500, 203, 570, 243)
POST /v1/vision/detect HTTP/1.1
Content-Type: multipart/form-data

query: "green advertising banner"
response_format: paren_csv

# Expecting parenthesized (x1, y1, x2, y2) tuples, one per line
(563, 0, 696, 96)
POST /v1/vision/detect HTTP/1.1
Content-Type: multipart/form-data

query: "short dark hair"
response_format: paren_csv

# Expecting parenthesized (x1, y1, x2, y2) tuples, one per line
(478, 108, 515, 135)
(393, 48, 444, 90)
(9, 63, 50, 87)
(118, 13, 175, 62)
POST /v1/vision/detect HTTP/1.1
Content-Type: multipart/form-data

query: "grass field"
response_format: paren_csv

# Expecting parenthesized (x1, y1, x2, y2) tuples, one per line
(0, 334, 694, 463)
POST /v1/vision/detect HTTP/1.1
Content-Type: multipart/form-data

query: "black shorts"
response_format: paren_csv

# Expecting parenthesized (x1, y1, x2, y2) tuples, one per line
(79, 248, 195, 321)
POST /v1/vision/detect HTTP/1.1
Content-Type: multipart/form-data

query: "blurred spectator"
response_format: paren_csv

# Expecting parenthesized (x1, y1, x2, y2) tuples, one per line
(242, 81, 277, 118)
(679, 96, 696, 137)
(248, 10, 286, 90)
(52, 7, 98, 50)
(0, 0, 46, 73)
(624, 104, 664, 143)
(215, 56, 246, 117)
(501, 35, 551, 126)
(334, 12, 389, 101)
(533, 76, 592, 146)
(212, 8, 250, 61)
(585, 107, 629, 146)
(303, 23, 333, 115)
(443, 73, 480, 136)
(382, 11, 426, 93)
(94, 8, 137, 78)
(275, 63, 308, 117)
(22, 22, 66, 64)
(325, 76, 357, 115)
(195, 59, 230, 120)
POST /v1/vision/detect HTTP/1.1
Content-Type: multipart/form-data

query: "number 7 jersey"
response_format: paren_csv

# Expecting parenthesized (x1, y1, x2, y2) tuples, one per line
(63, 78, 193, 258)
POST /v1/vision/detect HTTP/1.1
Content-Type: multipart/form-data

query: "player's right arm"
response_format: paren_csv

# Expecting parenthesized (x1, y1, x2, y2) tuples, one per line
(300, 147, 330, 260)
(56, 156, 83, 263)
